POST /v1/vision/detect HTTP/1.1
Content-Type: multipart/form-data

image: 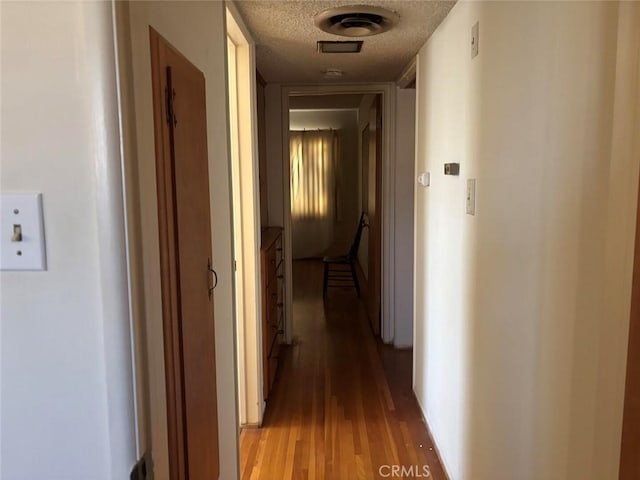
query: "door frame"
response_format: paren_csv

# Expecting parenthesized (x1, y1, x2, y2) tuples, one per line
(280, 84, 397, 344)
(366, 94, 383, 335)
(225, 4, 264, 427)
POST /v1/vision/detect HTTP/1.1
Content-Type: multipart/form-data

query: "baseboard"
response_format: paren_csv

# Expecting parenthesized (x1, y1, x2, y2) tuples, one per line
(412, 391, 452, 480)
(240, 422, 261, 429)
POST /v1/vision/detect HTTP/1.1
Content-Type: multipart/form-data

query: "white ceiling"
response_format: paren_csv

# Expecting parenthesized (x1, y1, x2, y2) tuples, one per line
(235, 0, 456, 84)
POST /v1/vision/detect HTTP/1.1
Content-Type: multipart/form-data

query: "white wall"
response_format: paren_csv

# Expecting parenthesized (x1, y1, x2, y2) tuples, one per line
(393, 88, 416, 348)
(290, 109, 360, 258)
(119, 1, 239, 478)
(413, 2, 640, 480)
(1, 2, 137, 479)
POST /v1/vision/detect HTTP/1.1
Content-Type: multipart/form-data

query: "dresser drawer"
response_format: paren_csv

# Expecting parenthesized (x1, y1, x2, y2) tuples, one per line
(266, 246, 278, 284)
(275, 236, 283, 265)
(267, 279, 278, 319)
(260, 227, 285, 400)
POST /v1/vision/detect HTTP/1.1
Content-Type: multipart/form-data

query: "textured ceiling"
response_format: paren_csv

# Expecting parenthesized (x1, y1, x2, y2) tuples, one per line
(235, 1, 456, 84)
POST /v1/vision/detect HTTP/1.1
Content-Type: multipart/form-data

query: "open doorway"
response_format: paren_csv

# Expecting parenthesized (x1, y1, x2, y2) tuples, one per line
(288, 98, 363, 319)
(286, 93, 384, 341)
(277, 85, 403, 350)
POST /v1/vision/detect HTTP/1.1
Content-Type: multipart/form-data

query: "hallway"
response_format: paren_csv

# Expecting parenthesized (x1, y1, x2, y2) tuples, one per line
(239, 260, 446, 480)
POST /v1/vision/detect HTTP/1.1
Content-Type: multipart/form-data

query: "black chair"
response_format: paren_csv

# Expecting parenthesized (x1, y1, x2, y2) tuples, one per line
(323, 212, 367, 298)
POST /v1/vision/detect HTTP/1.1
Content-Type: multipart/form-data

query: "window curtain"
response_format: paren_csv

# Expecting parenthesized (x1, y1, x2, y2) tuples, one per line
(290, 129, 337, 259)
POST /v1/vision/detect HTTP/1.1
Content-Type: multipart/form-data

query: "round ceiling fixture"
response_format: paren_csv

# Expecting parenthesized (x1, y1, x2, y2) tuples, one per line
(314, 5, 400, 38)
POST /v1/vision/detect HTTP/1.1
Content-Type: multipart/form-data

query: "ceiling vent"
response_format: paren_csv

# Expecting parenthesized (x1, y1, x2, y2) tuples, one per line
(314, 5, 399, 38)
(317, 41, 363, 53)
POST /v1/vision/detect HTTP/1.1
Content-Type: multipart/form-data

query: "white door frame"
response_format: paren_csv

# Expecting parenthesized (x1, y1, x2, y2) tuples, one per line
(226, 3, 264, 426)
(280, 83, 397, 344)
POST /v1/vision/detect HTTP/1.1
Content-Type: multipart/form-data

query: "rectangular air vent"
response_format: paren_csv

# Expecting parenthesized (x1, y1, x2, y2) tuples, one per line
(317, 41, 363, 53)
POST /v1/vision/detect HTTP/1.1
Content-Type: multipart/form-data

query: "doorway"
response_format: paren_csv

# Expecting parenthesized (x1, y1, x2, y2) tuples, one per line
(282, 88, 393, 343)
(287, 94, 382, 338)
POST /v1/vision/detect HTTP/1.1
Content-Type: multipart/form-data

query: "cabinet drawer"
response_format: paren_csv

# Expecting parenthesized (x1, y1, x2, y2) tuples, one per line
(266, 322, 277, 354)
(266, 246, 277, 284)
(267, 280, 278, 318)
(275, 237, 283, 265)
(260, 227, 284, 400)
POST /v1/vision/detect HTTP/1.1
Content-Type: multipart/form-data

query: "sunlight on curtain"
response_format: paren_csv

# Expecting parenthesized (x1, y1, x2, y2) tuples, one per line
(290, 130, 336, 221)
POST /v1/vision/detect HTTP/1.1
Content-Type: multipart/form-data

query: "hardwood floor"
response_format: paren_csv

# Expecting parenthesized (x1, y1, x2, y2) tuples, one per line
(239, 260, 447, 480)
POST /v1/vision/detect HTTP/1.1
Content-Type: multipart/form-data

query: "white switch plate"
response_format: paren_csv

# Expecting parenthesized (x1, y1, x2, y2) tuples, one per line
(471, 21, 479, 59)
(1, 193, 47, 270)
(466, 179, 476, 216)
(417, 172, 430, 187)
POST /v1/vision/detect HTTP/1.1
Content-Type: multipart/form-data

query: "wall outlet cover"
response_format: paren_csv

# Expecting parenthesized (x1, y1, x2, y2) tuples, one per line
(466, 179, 476, 215)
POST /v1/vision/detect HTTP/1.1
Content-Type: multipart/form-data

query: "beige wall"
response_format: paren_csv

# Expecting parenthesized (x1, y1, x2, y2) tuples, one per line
(1, 1, 136, 478)
(118, 1, 239, 478)
(413, 2, 640, 480)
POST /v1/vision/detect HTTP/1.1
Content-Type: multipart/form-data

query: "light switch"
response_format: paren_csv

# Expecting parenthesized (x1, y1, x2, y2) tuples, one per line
(471, 21, 479, 59)
(1, 193, 47, 270)
(466, 179, 476, 216)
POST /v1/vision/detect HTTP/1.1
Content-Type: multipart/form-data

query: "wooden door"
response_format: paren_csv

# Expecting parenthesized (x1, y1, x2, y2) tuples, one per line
(150, 29, 219, 480)
(367, 95, 383, 336)
(620, 172, 640, 479)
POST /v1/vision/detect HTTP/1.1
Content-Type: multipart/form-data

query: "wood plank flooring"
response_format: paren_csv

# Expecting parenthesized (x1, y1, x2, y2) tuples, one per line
(239, 260, 447, 480)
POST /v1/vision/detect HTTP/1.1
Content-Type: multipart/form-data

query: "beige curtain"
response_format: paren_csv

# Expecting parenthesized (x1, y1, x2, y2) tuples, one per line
(290, 130, 337, 258)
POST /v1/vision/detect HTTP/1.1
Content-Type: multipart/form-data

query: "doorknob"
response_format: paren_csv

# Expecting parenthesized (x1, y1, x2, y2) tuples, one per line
(208, 258, 218, 299)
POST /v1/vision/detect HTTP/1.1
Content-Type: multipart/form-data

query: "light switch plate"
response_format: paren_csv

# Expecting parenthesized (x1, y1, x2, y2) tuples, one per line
(471, 21, 479, 59)
(466, 179, 476, 216)
(1, 193, 47, 270)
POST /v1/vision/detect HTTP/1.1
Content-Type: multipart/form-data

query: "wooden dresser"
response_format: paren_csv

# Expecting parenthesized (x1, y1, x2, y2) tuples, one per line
(261, 227, 284, 399)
